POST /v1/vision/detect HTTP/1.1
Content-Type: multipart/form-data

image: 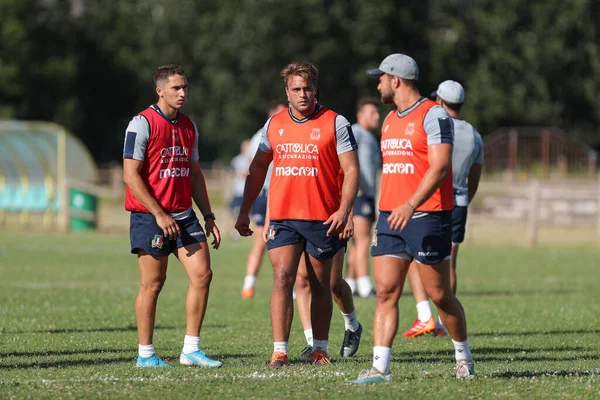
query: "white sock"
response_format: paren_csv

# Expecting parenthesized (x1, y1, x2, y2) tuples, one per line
(452, 338, 472, 362)
(312, 339, 328, 354)
(345, 278, 357, 294)
(243, 275, 256, 290)
(304, 329, 314, 346)
(357, 275, 373, 297)
(416, 300, 432, 322)
(437, 315, 445, 327)
(341, 309, 360, 332)
(274, 341, 288, 354)
(372, 346, 391, 375)
(138, 344, 155, 358)
(182, 335, 200, 354)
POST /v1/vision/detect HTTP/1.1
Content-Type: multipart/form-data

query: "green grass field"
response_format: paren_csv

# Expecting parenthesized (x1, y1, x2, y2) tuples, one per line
(1, 231, 599, 399)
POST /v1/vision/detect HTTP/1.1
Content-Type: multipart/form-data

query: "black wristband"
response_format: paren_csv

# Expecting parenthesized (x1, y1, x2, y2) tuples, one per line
(203, 212, 216, 221)
(405, 201, 416, 212)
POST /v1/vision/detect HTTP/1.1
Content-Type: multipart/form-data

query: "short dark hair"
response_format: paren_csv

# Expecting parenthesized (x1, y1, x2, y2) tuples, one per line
(356, 98, 379, 113)
(280, 61, 318, 89)
(154, 64, 185, 86)
(400, 78, 418, 90)
(442, 100, 463, 112)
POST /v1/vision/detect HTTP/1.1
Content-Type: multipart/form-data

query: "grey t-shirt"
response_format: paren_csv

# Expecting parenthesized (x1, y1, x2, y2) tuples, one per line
(258, 104, 358, 154)
(452, 119, 484, 206)
(122, 108, 200, 220)
(231, 153, 249, 197)
(396, 98, 454, 145)
(351, 123, 380, 198)
(123, 114, 200, 163)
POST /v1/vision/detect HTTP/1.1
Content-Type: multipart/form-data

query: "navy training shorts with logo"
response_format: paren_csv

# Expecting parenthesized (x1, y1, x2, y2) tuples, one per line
(266, 219, 346, 260)
(353, 195, 376, 222)
(130, 210, 207, 256)
(250, 193, 268, 227)
(451, 205, 468, 244)
(371, 210, 452, 265)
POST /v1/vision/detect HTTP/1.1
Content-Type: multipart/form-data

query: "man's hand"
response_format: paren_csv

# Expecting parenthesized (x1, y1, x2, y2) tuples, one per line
(387, 202, 415, 231)
(235, 213, 254, 237)
(339, 216, 354, 240)
(156, 212, 181, 240)
(324, 209, 349, 237)
(262, 217, 270, 243)
(205, 218, 221, 249)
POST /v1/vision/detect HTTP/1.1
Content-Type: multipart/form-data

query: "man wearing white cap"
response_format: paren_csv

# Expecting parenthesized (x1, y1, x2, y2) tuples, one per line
(403, 80, 484, 339)
(349, 55, 475, 383)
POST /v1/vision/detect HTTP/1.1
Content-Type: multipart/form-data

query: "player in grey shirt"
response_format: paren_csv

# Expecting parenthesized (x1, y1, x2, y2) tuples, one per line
(405, 80, 484, 339)
(345, 98, 381, 298)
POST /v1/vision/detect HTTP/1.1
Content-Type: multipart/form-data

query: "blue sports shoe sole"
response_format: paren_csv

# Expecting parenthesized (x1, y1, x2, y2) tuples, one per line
(136, 355, 170, 368)
(347, 368, 391, 384)
(180, 350, 223, 368)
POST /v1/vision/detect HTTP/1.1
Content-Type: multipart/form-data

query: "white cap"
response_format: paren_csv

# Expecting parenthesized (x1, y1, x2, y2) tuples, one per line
(367, 54, 419, 80)
(433, 80, 465, 104)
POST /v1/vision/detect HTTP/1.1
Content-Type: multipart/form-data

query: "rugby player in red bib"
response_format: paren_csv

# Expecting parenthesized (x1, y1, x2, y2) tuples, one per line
(235, 61, 359, 367)
(349, 54, 474, 383)
(123, 64, 222, 368)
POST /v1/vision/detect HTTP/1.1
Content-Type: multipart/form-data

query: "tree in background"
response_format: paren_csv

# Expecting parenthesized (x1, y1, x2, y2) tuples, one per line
(429, 0, 600, 147)
(1, 0, 598, 163)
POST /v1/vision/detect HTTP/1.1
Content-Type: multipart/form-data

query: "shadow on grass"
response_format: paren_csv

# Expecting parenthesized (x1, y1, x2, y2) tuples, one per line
(391, 345, 599, 363)
(393, 354, 600, 363)
(0, 356, 133, 370)
(493, 369, 600, 378)
(7, 323, 227, 334)
(471, 329, 600, 337)
(0, 348, 131, 358)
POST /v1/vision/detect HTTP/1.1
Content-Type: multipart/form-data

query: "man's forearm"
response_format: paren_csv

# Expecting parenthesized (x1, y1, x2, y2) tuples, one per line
(191, 171, 212, 216)
(125, 174, 165, 217)
(240, 165, 268, 215)
(468, 183, 479, 204)
(408, 166, 450, 209)
(339, 167, 359, 215)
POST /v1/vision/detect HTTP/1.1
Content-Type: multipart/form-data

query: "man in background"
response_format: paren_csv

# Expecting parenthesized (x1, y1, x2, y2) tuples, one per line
(229, 140, 251, 239)
(345, 98, 381, 298)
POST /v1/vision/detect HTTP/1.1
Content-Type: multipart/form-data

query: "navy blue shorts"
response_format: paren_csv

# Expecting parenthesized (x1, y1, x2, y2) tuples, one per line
(230, 196, 243, 216)
(354, 195, 376, 222)
(266, 219, 346, 260)
(130, 211, 207, 256)
(250, 194, 268, 226)
(452, 206, 468, 244)
(371, 211, 452, 265)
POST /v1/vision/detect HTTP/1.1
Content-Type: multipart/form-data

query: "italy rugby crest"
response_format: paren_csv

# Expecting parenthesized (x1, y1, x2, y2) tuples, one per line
(151, 234, 164, 249)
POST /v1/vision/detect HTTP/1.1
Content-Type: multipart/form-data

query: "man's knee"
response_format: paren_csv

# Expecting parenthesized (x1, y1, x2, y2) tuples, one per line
(190, 268, 213, 287)
(296, 272, 310, 291)
(273, 268, 296, 290)
(429, 288, 454, 309)
(141, 276, 166, 296)
(376, 282, 401, 304)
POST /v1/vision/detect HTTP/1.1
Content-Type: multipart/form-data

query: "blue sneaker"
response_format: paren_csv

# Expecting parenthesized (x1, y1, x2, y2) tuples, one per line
(180, 350, 223, 368)
(347, 368, 391, 384)
(136, 354, 170, 368)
